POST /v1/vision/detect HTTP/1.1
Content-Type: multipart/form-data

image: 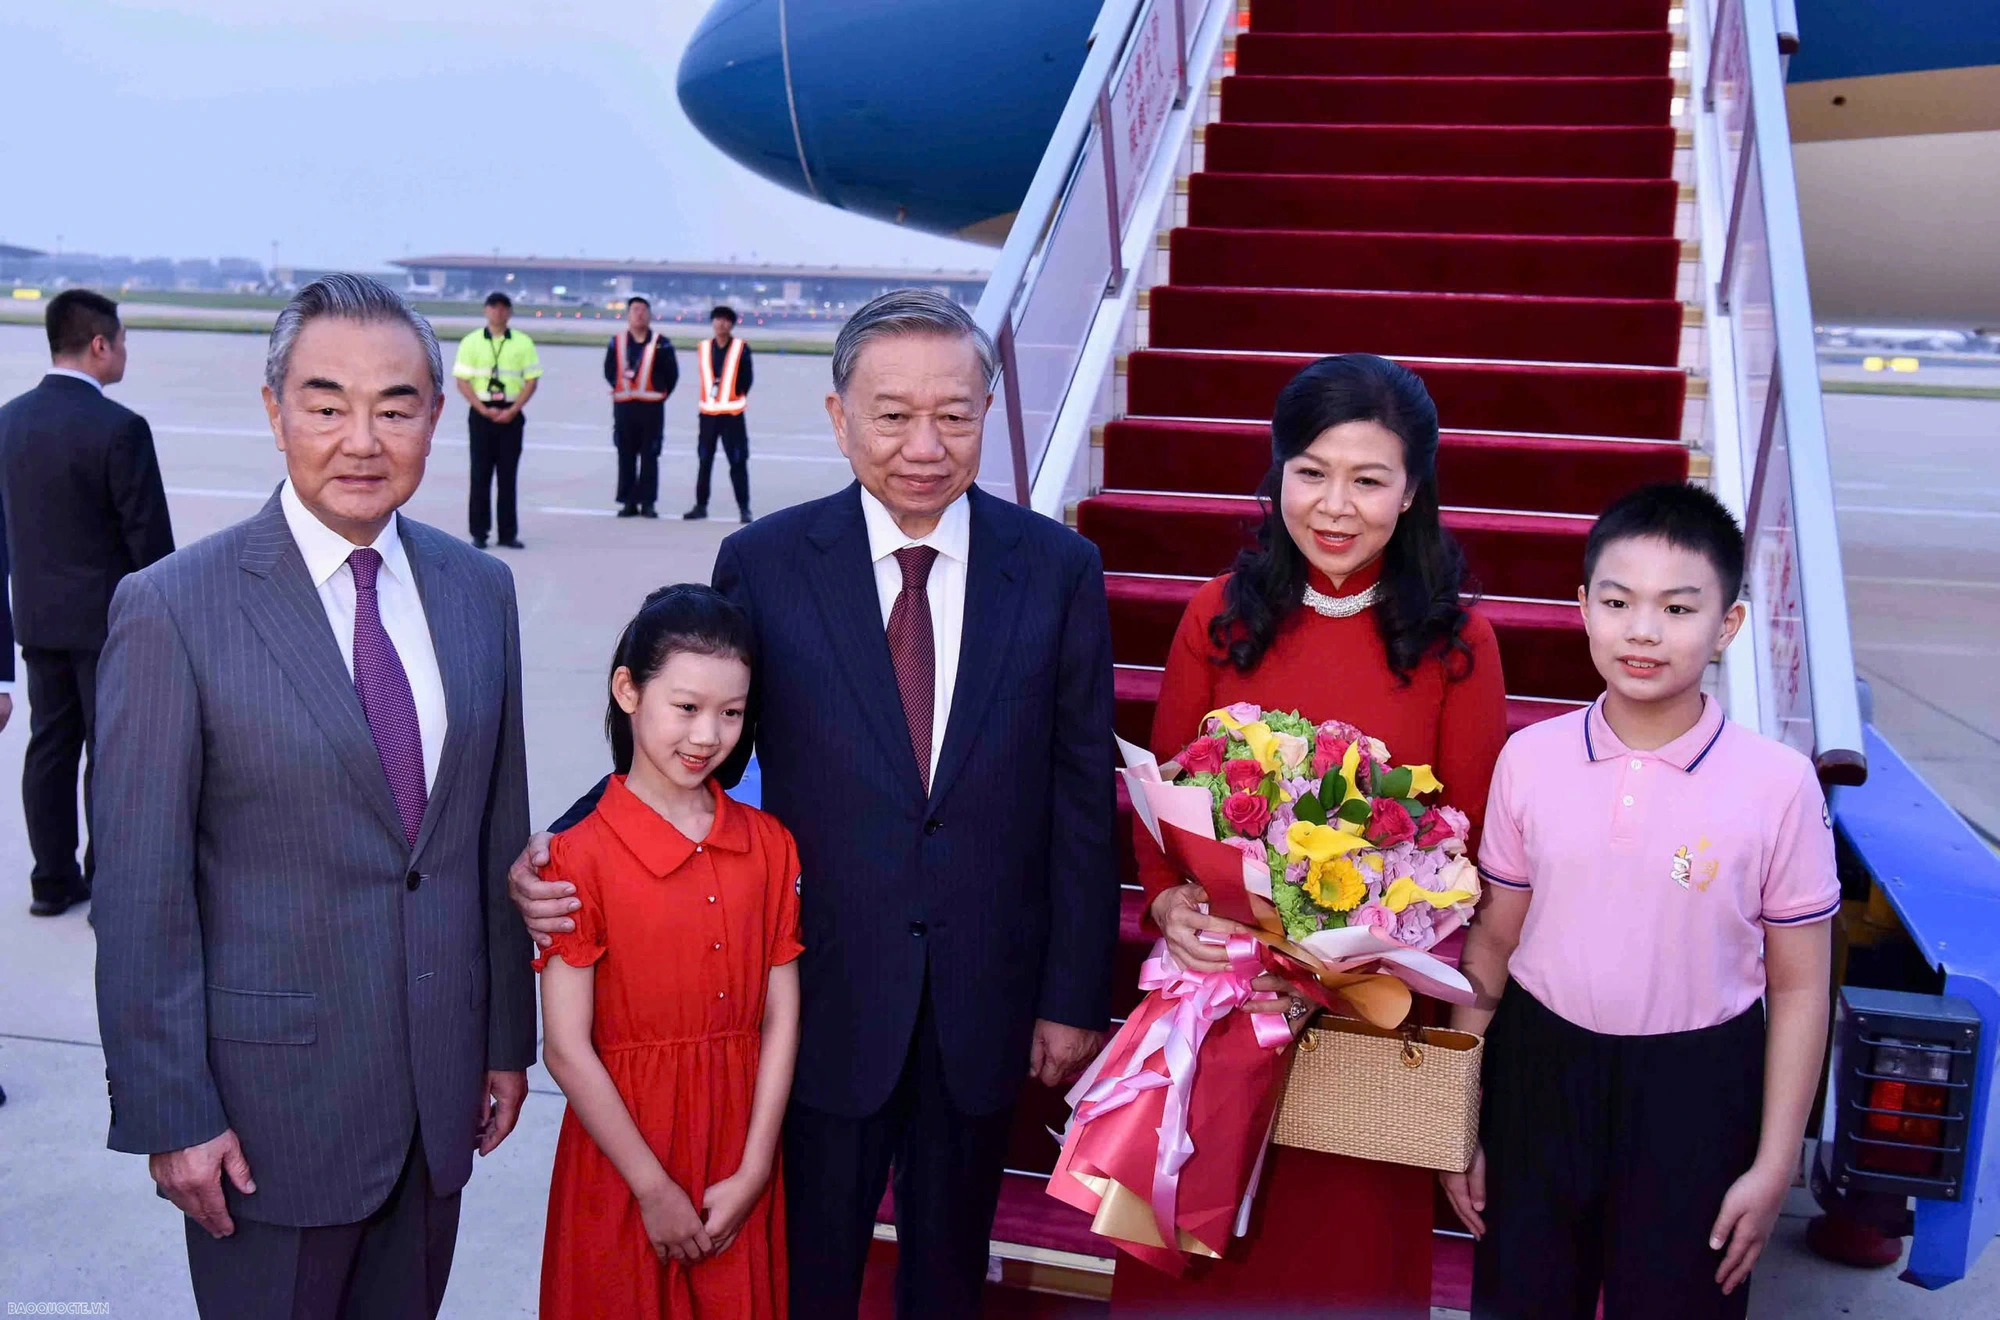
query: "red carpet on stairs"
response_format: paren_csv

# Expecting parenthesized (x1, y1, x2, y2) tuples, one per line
(1203, 123, 1678, 181)
(1102, 419, 1690, 511)
(1150, 286, 1683, 365)
(1234, 30, 1674, 77)
(1127, 349, 1687, 438)
(1170, 228, 1682, 299)
(1190, 171, 1680, 236)
(985, 0, 1694, 1310)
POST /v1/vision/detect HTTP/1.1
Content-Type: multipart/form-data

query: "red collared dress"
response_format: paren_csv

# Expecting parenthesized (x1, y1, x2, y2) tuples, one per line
(1119, 558, 1509, 1315)
(535, 775, 803, 1320)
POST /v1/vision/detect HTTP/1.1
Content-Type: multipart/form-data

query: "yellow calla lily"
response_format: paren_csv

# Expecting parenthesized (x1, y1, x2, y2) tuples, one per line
(1286, 820, 1369, 864)
(1339, 740, 1367, 805)
(1405, 764, 1442, 796)
(1382, 876, 1476, 914)
(1207, 707, 1248, 732)
(1241, 722, 1286, 773)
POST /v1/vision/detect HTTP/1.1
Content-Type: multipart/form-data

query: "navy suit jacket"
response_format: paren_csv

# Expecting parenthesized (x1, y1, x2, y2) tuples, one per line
(561, 482, 1119, 1118)
(0, 495, 14, 683)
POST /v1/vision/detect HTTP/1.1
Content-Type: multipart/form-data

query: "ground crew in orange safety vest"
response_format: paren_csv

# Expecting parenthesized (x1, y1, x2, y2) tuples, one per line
(682, 304, 755, 524)
(603, 295, 679, 518)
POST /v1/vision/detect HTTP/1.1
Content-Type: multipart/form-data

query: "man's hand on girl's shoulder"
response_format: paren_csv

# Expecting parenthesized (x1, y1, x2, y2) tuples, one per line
(508, 831, 575, 949)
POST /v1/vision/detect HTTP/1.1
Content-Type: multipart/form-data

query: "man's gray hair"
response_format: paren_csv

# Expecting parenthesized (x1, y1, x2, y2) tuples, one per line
(265, 272, 444, 398)
(831, 288, 998, 396)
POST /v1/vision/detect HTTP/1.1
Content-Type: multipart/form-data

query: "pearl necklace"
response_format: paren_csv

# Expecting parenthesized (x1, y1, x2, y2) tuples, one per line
(1301, 581, 1384, 618)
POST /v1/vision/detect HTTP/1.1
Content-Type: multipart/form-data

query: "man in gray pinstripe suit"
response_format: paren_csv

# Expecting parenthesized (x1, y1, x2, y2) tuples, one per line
(92, 275, 537, 1320)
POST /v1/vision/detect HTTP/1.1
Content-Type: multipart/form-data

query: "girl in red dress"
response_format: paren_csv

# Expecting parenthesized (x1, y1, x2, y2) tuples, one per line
(1117, 354, 1509, 1315)
(536, 585, 801, 1319)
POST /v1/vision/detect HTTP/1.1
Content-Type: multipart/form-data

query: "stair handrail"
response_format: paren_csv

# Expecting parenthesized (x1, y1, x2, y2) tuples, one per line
(971, 0, 1231, 508)
(1691, 0, 1867, 785)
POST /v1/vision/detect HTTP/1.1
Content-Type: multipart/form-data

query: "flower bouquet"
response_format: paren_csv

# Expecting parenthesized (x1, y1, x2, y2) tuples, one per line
(1047, 705, 1479, 1274)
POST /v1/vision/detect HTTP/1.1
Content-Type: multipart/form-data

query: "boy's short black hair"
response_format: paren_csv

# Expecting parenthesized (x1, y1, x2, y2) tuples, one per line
(626, 295, 650, 310)
(710, 305, 737, 324)
(46, 288, 121, 358)
(483, 291, 512, 309)
(1583, 482, 1746, 603)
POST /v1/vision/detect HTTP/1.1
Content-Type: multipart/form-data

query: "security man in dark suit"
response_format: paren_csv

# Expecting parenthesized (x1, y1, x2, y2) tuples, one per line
(603, 295, 679, 518)
(515, 289, 1119, 1319)
(0, 289, 175, 916)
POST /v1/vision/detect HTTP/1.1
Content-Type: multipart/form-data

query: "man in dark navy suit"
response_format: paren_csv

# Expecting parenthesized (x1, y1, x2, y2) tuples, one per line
(513, 289, 1119, 1318)
(0, 289, 175, 916)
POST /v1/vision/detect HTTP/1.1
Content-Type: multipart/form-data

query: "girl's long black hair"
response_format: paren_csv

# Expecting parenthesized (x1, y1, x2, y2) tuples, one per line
(1209, 353, 1475, 683)
(606, 583, 754, 775)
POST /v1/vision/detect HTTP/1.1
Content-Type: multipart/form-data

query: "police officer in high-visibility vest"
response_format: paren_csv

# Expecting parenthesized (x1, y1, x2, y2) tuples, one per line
(604, 295, 679, 518)
(683, 304, 754, 524)
(452, 291, 542, 548)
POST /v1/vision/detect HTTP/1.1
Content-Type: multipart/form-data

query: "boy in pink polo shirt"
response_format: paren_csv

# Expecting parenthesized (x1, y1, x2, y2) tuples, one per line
(1442, 484, 1838, 1319)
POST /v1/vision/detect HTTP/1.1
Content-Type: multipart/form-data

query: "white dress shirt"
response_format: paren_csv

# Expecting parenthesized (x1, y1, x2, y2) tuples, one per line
(859, 486, 969, 782)
(45, 367, 106, 393)
(280, 481, 448, 792)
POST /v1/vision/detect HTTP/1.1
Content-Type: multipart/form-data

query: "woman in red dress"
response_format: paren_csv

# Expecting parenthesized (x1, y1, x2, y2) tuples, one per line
(1115, 354, 1509, 1315)
(536, 585, 802, 1319)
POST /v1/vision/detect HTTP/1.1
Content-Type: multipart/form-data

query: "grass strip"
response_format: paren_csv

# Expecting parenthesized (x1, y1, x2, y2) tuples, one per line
(1819, 379, 2000, 401)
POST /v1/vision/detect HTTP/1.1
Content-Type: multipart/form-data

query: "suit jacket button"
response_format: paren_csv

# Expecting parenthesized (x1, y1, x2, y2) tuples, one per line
(924, 818, 943, 836)
(406, 870, 422, 891)
(909, 921, 928, 937)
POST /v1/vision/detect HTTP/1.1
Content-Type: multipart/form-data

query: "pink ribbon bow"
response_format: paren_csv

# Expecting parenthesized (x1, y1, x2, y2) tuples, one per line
(1062, 935, 1292, 1252)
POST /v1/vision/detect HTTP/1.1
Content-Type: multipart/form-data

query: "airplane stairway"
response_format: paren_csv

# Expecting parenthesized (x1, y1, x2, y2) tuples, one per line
(935, 0, 1712, 1311)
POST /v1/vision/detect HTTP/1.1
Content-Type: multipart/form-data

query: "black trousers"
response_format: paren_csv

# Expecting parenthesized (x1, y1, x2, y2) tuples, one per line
(784, 985, 1014, 1320)
(1473, 983, 1766, 1320)
(612, 402, 664, 508)
(184, 1130, 460, 1320)
(695, 412, 751, 512)
(21, 646, 99, 900)
(466, 407, 524, 541)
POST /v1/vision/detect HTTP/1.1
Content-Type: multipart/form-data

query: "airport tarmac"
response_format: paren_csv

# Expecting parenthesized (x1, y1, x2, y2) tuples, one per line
(0, 325, 1995, 1317)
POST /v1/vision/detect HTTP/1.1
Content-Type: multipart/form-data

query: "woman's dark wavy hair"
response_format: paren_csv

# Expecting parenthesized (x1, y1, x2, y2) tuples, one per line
(1210, 353, 1476, 683)
(606, 583, 754, 775)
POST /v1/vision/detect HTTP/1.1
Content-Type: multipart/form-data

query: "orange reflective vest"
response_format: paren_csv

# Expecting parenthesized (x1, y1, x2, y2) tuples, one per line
(610, 331, 666, 403)
(698, 337, 747, 415)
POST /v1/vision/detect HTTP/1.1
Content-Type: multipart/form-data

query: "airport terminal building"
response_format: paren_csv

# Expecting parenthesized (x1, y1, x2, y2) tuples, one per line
(391, 255, 988, 319)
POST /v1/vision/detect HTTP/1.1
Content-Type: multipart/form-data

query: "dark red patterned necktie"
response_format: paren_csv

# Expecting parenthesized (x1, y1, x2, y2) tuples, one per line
(887, 545, 939, 791)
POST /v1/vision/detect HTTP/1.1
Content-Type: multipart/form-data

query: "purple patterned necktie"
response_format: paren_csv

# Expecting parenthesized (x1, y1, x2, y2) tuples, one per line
(348, 547, 427, 849)
(887, 545, 939, 792)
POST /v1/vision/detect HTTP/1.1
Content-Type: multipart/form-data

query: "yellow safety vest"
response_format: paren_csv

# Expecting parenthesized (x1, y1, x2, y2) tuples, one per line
(698, 337, 747, 415)
(610, 331, 666, 403)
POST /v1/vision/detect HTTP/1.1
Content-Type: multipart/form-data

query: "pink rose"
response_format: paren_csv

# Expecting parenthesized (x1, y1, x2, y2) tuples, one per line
(1223, 758, 1266, 795)
(1223, 702, 1263, 726)
(1413, 808, 1461, 849)
(1311, 731, 1349, 779)
(1352, 900, 1397, 941)
(1179, 735, 1227, 776)
(1221, 792, 1272, 840)
(1365, 796, 1417, 848)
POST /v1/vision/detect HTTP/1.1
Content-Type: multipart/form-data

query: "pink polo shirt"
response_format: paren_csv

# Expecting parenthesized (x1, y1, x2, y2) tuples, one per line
(1477, 695, 1839, 1036)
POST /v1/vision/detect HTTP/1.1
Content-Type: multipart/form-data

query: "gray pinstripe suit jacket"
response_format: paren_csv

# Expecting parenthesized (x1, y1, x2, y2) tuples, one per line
(92, 489, 537, 1228)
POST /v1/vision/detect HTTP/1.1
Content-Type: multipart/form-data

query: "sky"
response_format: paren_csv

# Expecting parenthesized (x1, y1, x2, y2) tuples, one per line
(1, 1, 995, 274)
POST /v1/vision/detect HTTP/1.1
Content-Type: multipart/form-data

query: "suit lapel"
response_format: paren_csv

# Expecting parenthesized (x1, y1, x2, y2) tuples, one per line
(929, 487, 1026, 807)
(236, 493, 406, 846)
(803, 486, 928, 801)
(403, 522, 475, 860)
